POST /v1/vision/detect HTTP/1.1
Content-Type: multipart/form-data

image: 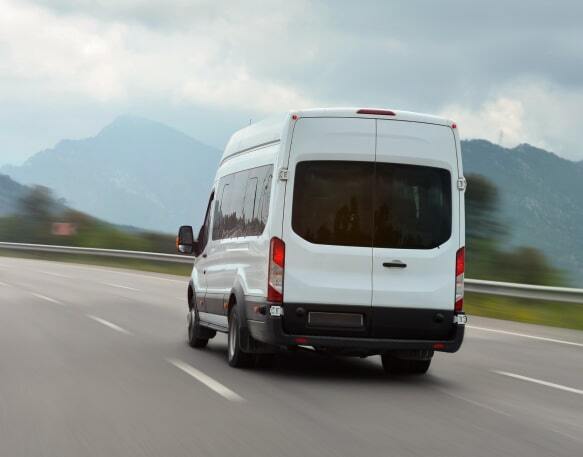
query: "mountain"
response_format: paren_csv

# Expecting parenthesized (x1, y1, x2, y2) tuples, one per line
(2, 116, 221, 233)
(0, 174, 28, 216)
(2, 117, 581, 283)
(462, 140, 583, 284)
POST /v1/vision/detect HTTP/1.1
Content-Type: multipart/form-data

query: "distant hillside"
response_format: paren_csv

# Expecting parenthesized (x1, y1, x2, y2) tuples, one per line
(462, 140, 583, 284)
(2, 118, 581, 284)
(2, 116, 221, 233)
(0, 174, 28, 216)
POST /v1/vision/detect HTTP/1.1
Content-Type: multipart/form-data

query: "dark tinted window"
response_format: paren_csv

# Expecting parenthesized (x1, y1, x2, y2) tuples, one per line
(292, 161, 373, 246)
(292, 161, 451, 249)
(198, 191, 214, 252)
(374, 163, 451, 249)
(212, 164, 273, 240)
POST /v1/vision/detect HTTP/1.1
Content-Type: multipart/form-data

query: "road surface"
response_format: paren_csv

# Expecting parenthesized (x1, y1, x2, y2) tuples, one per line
(0, 256, 582, 457)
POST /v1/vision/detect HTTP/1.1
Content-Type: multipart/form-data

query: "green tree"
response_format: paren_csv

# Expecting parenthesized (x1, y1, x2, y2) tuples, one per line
(465, 174, 565, 285)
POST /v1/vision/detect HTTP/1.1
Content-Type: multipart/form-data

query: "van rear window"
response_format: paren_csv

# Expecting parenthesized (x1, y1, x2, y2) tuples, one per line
(292, 161, 451, 249)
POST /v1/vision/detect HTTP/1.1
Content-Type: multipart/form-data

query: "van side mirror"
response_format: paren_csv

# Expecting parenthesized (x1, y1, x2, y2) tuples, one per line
(177, 225, 198, 255)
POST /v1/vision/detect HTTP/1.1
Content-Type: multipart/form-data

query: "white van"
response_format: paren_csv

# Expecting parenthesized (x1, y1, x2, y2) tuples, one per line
(177, 108, 467, 374)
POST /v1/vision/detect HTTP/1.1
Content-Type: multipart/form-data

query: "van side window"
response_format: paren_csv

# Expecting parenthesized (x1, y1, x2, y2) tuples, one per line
(256, 166, 272, 230)
(243, 177, 258, 230)
(198, 191, 214, 252)
(212, 176, 232, 240)
(212, 164, 273, 240)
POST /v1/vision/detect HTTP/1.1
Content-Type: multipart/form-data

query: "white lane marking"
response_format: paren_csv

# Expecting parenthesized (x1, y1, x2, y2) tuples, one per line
(86, 314, 132, 335)
(100, 282, 140, 291)
(438, 389, 511, 417)
(167, 358, 245, 402)
(0, 280, 8, 286)
(468, 325, 583, 348)
(494, 371, 583, 396)
(37, 270, 71, 278)
(69, 265, 186, 284)
(31, 292, 64, 305)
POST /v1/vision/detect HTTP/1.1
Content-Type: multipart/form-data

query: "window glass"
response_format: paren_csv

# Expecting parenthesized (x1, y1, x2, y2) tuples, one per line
(212, 164, 273, 240)
(257, 166, 273, 229)
(198, 191, 214, 251)
(222, 170, 247, 239)
(374, 163, 451, 249)
(243, 177, 258, 229)
(292, 161, 373, 246)
(291, 161, 451, 249)
(212, 174, 233, 240)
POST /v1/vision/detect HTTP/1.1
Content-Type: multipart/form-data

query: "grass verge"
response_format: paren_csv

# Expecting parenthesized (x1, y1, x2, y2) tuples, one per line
(0, 250, 192, 277)
(2, 251, 582, 331)
(465, 292, 583, 331)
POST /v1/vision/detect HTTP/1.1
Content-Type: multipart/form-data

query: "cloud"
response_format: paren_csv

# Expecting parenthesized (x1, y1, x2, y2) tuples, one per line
(1, 0, 583, 163)
(441, 80, 583, 160)
(0, 0, 316, 110)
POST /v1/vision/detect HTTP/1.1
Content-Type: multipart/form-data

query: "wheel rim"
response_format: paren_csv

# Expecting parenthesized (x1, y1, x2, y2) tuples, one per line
(228, 316, 236, 360)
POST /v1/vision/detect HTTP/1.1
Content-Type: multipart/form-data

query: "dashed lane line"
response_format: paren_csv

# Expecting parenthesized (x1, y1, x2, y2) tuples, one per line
(467, 325, 583, 348)
(167, 358, 245, 402)
(86, 314, 133, 335)
(494, 371, 583, 396)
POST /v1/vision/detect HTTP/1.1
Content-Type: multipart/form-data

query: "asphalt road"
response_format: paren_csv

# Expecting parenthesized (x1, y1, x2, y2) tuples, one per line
(1, 256, 582, 457)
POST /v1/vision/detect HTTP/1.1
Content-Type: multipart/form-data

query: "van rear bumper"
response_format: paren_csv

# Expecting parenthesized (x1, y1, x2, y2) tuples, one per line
(247, 313, 465, 354)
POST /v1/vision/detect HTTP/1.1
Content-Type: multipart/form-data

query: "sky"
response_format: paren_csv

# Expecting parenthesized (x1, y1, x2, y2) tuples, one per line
(1, 0, 583, 165)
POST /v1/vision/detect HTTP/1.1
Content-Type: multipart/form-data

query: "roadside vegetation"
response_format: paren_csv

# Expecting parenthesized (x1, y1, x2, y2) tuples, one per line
(0, 186, 177, 253)
(0, 180, 581, 330)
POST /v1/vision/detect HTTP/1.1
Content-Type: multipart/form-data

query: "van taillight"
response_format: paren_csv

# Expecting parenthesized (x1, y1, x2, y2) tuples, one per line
(455, 247, 465, 312)
(268, 237, 285, 303)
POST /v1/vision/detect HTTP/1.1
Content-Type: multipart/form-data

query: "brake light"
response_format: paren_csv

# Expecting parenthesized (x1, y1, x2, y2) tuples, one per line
(357, 108, 396, 116)
(268, 237, 285, 303)
(455, 247, 465, 312)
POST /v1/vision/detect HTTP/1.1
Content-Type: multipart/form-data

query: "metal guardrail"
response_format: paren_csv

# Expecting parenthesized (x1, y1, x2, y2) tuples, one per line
(1, 241, 582, 304)
(0, 241, 193, 264)
(465, 279, 583, 304)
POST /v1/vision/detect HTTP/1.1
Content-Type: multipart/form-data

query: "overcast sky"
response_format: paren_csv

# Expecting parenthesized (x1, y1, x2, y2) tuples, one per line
(1, 0, 582, 165)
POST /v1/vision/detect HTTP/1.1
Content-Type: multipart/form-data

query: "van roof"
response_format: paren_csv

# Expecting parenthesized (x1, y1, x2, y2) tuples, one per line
(221, 108, 454, 163)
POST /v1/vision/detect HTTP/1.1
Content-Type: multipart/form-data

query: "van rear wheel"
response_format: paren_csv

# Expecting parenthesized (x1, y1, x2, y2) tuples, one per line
(381, 353, 431, 375)
(227, 305, 255, 368)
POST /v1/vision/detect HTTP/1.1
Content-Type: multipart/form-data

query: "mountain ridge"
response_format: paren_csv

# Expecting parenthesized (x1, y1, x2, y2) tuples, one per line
(2, 117, 581, 284)
(2, 115, 221, 232)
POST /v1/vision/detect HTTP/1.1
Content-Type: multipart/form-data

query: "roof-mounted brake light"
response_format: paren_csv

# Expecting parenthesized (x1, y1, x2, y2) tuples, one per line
(357, 109, 396, 116)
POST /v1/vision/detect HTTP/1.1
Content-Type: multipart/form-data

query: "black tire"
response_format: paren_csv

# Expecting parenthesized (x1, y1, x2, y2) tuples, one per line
(408, 359, 431, 374)
(381, 354, 431, 375)
(187, 308, 209, 348)
(227, 305, 255, 368)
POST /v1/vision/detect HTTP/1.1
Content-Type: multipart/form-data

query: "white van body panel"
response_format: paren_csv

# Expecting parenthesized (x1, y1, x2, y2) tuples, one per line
(372, 120, 460, 311)
(282, 117, 376, 306)
(202, 143, 279, 323)
(190, 108, 464, 347)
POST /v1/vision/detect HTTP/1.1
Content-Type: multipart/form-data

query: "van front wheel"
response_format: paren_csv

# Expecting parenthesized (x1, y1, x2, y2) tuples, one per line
(227, 305, 255, 368)
(187, 309, 209, 348)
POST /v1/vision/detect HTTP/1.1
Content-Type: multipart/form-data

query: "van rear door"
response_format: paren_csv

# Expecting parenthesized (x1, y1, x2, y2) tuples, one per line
(371, 120, 460, 339)
(281, 117, 375, 335)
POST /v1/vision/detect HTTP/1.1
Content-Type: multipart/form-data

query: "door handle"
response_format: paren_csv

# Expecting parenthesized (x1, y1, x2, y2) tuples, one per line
(383, 261, 407, 268)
